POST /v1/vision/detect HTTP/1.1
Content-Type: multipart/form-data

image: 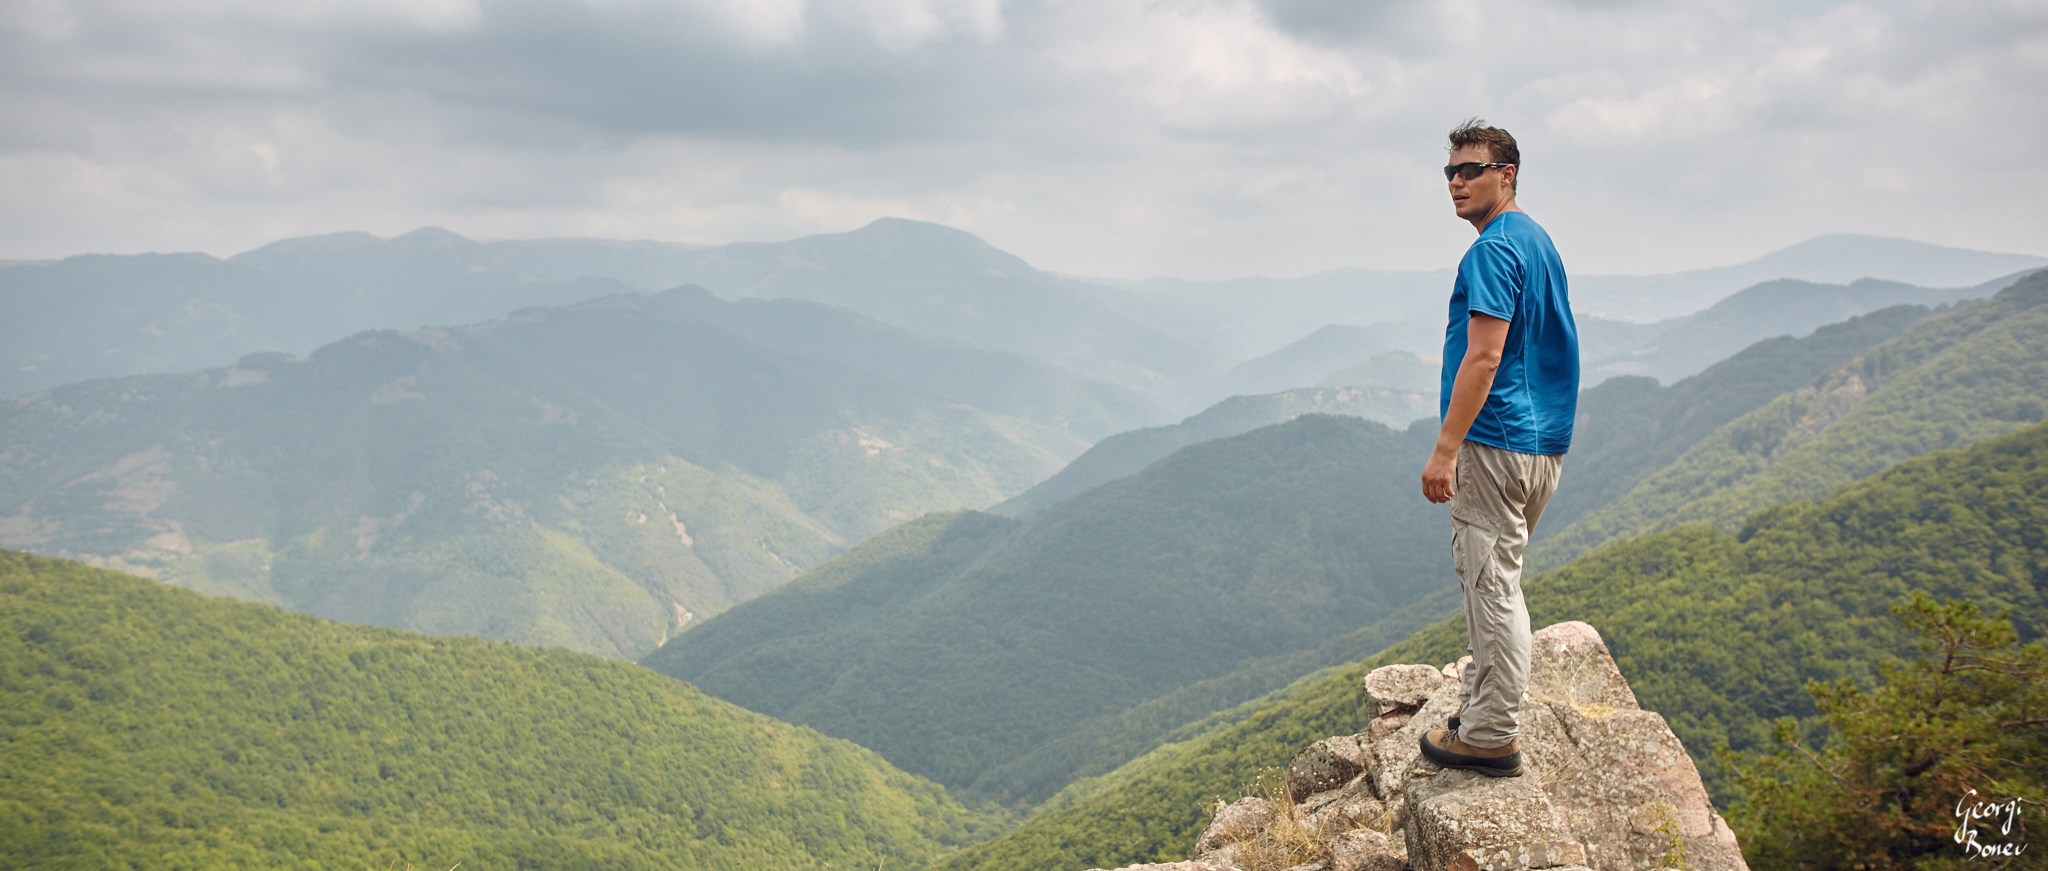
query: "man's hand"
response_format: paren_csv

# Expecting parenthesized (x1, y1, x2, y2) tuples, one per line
(1423, 312, 1508, 503)
(1422, 443, 1457, 504)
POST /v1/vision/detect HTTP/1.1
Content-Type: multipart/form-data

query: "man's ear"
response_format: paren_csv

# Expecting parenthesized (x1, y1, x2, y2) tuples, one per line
(1500, 164, 1517, 191)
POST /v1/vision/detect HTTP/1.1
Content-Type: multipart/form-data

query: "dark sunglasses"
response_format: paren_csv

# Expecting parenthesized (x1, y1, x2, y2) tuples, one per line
(1443, 162, 1513, 181)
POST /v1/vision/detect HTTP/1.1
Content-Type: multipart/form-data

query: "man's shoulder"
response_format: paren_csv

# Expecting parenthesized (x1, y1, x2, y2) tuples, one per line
(1460, 220, 1537, 272)
(1493, 211, 1556, 247)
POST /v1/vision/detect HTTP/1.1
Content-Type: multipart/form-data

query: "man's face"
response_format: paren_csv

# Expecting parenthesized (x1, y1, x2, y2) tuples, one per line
(1448, 144, 1515, 224)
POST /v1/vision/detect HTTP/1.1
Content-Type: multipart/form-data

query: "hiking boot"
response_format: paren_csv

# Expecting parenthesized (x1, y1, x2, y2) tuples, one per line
(1419, 729, 1522, 778)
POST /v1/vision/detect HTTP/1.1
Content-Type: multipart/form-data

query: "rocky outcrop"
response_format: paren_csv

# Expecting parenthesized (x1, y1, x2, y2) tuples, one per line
(1090, 622, 1746, 871)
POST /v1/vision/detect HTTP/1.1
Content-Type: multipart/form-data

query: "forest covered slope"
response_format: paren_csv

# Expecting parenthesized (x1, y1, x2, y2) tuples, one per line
(644, 415, 1455, 807)
(1541, 302, 1933, 536)
(941, 419, 2048, 871)
(0, 550, 995, 870)
(1533, 269, 2048, 571)
(994, 385, 1434, 517)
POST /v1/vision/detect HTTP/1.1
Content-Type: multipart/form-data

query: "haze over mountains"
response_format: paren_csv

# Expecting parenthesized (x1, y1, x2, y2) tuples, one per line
(8, 220, 2040, 407)
(1193, 269, 2030, 411)
(0, 289, 1127, 658)
(5, 218, 2046, 869)
(1102, 233, 2043, 356)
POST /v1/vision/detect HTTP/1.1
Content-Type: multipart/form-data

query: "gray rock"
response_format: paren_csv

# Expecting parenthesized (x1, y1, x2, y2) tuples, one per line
(1197, 796, 1278, 854)
(1364, 663, 1445, 716)
(1534, 705, 1747, 870)
(1321, 734, 1371, 769)
(1405, 769, 1586, 871)
(1093, 864, 1241, 871)
(1194, 841, 1248, 869)
(1301, 776, 1386, 832)
(1367, 712, 1412, 743)
(1526, 622, 1638, 715)
(1325, 828, 1397, 871)
(1291, 738, 1369, 802)
(1368, 671, 1461, 799)
(1519, 623, 1746, 871)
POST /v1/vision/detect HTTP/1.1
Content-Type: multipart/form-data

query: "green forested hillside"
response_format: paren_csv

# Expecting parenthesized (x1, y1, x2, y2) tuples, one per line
(644, 415, 1456, 807)
(0, 550, 992, 870)
(1541, 303, 1931, 536)
(1533, 269, 2048, 570)
(994, 385, 1434, 517)
(942, 419, 2048, 871)
(0, 291, 1096, 659)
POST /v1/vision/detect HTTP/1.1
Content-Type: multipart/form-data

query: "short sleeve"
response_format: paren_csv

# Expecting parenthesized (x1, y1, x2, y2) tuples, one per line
(1460, 238, 1522, 322)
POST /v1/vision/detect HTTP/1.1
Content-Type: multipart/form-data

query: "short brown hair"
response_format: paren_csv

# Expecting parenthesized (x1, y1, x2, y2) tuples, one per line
(1448, 119, 1519, 189)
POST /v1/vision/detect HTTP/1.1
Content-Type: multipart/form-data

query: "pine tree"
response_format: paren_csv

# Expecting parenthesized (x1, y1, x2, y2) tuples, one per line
(1726, 593, 2046, 870)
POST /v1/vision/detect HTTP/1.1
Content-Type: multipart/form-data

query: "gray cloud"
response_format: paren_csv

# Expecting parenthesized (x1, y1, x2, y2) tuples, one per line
(0, 0, 2042, 279)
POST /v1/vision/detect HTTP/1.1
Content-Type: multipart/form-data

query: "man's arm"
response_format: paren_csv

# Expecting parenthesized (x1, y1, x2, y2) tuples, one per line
(1422, 313, 1509, 503)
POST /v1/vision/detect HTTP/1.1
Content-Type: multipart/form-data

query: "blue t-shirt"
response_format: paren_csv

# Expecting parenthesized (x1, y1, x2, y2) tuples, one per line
(1440, 211, 1579, 456)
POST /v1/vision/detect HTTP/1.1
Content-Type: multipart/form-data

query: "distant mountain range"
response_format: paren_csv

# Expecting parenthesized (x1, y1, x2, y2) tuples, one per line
(10, 222, 2039, 412)
(0, 289, 1117, 658)
(1569, 234, 2048, 321)
(1107, 233, 2045, 357)
(0, 239, 641, 399)
(2, 220, 1228, 408)
(1189, 269, 2034, 410)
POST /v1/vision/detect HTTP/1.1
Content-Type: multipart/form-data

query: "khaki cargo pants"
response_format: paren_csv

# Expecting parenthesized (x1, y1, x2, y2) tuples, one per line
(1450, 439, 1561, 749)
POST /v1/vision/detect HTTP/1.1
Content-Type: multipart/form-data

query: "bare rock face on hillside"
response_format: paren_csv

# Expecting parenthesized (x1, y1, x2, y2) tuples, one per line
(1090, 621, 1746, 871)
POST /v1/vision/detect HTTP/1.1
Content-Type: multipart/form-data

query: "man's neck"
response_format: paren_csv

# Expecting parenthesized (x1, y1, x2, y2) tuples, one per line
(1468, 202, 1524, 233)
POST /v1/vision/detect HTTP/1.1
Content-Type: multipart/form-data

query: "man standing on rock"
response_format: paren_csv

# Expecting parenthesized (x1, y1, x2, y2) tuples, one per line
(1416, 120, 1578, 778)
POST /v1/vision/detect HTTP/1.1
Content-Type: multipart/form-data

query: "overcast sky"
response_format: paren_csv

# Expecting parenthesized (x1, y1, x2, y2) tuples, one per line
(2, 0, 2043, 278)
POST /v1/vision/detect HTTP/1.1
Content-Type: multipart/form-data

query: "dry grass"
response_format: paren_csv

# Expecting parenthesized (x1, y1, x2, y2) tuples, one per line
(1225, 771, 1328, 871)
